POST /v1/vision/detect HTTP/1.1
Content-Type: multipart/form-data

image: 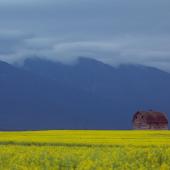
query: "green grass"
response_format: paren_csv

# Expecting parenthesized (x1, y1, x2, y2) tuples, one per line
(0, 130, 170, 170)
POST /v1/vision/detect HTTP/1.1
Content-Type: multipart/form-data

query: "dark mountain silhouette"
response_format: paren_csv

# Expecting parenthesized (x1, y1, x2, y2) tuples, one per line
(0, 57, 170, 130)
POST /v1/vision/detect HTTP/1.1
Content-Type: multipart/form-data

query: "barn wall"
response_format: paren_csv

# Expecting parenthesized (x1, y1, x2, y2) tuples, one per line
(133, 122, 150, 130)
(133, 122, 168, 130)
(150, 123, 168, 130)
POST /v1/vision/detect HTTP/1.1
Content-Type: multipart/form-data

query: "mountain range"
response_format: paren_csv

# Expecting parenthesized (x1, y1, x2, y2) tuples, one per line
(0, 57, 170, 130)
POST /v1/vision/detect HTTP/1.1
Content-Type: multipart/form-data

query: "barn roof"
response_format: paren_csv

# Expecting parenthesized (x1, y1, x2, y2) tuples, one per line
(133, 110, 168, 124)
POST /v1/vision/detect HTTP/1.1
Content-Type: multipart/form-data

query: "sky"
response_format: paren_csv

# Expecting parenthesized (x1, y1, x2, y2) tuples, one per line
(0, 0, 170, 71)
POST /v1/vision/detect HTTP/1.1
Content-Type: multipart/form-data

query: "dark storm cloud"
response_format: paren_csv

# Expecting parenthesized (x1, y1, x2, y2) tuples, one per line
(0, 0, 170, 71)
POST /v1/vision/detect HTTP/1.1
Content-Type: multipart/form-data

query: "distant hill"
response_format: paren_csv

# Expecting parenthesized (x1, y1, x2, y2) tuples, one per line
(0, 57, 170, 130)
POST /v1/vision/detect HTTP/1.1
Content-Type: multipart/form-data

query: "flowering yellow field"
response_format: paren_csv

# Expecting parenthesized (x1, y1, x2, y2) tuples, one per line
(0, 130, 170, 170)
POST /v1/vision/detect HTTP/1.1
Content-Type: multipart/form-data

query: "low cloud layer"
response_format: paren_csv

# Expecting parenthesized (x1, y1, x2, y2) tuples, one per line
(0, 0, 170, 71)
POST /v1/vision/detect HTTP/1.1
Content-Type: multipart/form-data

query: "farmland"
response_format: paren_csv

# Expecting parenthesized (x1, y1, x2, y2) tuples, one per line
(0, 130, 170, 170)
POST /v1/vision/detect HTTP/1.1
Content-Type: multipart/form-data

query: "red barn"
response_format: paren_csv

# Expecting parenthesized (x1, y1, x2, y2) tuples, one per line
(132, 110, 168, 130)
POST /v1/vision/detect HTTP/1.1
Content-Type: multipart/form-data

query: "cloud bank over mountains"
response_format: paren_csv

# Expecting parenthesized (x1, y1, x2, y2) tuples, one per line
(0, 0, 170, 71)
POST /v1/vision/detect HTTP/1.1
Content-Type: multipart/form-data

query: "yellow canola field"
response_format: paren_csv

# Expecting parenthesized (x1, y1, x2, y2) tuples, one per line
(0, 130, 170, 170)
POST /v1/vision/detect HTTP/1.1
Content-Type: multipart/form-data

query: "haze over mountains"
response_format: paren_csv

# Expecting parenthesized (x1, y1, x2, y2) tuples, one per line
(0, 57, 170, 130)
